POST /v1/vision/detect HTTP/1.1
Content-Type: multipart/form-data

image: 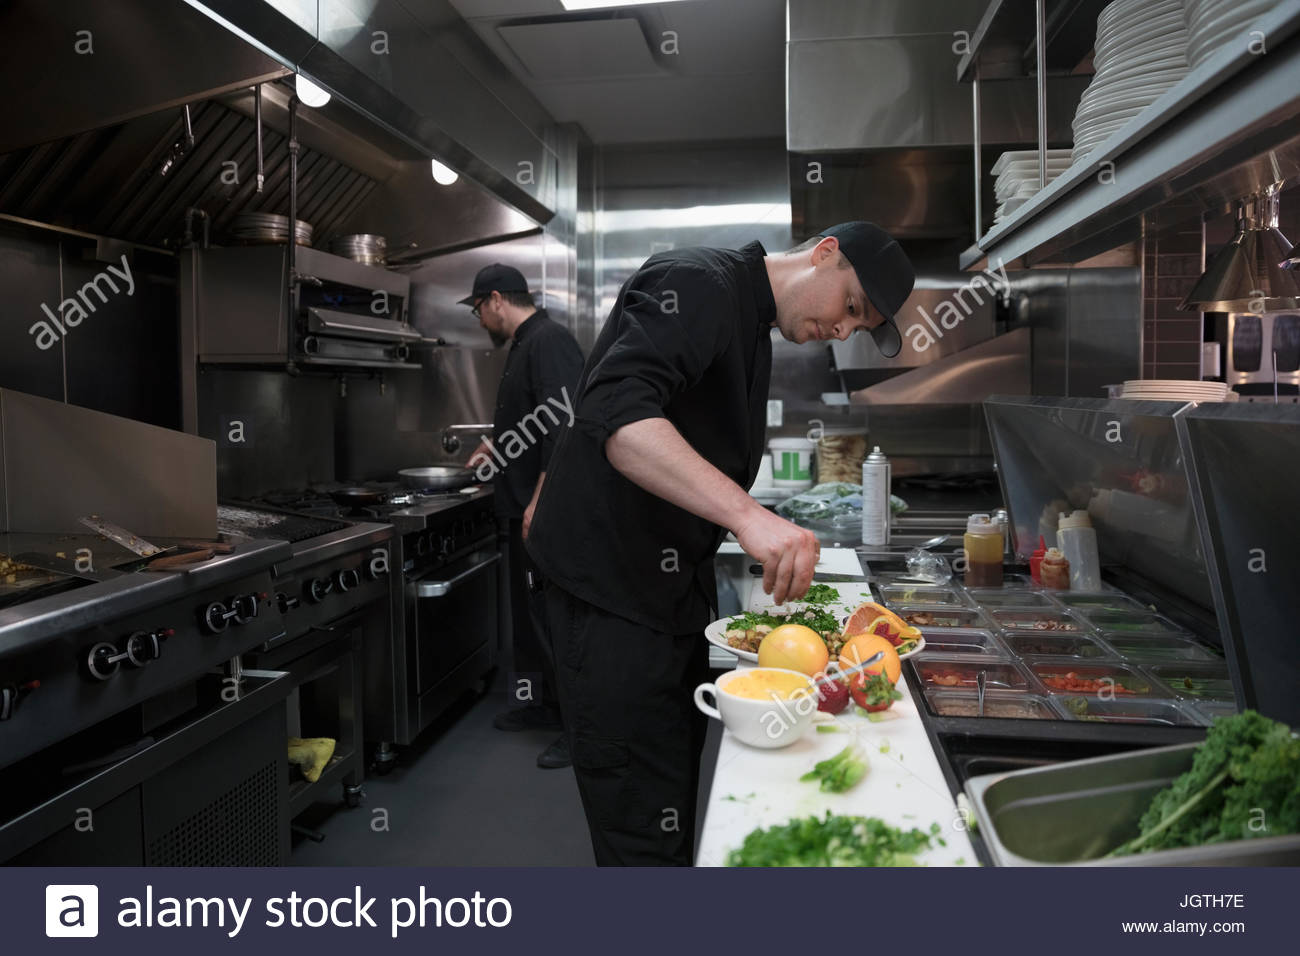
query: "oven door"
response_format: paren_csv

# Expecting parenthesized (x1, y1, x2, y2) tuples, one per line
(407, 549, 501, 703)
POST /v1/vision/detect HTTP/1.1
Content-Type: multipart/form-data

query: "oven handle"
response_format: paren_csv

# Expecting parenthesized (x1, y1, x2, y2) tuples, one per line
(412, 552, 501, 598)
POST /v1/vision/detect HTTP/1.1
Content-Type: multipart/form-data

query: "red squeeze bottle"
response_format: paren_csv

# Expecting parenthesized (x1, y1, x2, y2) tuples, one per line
(1030, 536, 1047, 583)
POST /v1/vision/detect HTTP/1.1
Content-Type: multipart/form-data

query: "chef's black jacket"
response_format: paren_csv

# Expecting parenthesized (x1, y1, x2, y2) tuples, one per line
(528, 241, 774, 634)
(490, 309, 585, 519)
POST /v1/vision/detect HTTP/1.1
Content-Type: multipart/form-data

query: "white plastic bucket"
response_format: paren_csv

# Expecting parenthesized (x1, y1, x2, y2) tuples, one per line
(768, 437, 814, 488)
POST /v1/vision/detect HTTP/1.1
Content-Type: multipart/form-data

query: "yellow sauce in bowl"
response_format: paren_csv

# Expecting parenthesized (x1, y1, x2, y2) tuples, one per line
(723, 669, 812, 701)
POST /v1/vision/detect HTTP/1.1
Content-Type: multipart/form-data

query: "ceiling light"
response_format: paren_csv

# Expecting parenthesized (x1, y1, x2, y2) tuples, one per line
(430, 159, 459, 186)
(294, 74, 332, 108)
(560, 0, 693, 10)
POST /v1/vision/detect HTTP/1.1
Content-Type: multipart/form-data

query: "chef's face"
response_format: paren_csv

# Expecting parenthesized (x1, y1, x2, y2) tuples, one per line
(776, 239, 884, 345)
(473, 292, 509, 347)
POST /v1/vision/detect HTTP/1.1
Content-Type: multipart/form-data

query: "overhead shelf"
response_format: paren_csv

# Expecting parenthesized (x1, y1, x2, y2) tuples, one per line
(961, 2, 1300, 270)
(957, 0, 1111, 82)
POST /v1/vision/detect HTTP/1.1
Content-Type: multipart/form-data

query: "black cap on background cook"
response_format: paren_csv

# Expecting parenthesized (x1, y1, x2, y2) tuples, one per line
(458, 263, 530, 306)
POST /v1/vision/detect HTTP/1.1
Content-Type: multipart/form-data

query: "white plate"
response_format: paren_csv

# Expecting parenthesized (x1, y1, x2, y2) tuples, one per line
(705, 615, 926, 664)
(990, 150, 1072, 175)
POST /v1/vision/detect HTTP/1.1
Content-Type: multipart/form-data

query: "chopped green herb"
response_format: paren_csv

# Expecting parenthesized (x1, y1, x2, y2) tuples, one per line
(955, 857, 966, 866)
(801, 583, 841, 605)
(799, 744, 869, 793)
(867, 712, 888, 723)
(816, 724, 846, 734)
(727, 812, 938, 867)
(878, 742, 891, 754)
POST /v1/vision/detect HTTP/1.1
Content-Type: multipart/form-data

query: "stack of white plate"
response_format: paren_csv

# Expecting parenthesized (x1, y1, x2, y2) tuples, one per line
(1119, 379, 1238, 402)
(1185, 0, 1274, 68)
(990, 150, 1073, 224)
(1071, 0, 1190, 164)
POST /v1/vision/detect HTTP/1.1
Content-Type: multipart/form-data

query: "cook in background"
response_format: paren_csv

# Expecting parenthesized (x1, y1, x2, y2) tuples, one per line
(527, 222, 915, 865)
(461, 264, 584, 770)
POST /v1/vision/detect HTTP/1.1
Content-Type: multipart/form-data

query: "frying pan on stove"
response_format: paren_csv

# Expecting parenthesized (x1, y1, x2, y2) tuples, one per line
(397, 466, 476, 492)
(328, 487, 388, 508)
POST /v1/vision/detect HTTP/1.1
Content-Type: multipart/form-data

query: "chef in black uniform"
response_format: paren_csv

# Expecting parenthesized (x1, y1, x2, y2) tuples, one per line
(526, 222, 915, 864)
(460, 263, 584, 770)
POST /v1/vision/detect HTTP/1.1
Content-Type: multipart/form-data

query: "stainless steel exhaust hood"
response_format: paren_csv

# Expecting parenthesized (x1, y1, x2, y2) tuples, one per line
(1181, 183, 1300, 313)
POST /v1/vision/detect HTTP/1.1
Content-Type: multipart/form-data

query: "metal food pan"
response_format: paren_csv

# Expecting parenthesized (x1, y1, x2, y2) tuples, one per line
(924, 689, 1062, 720)
(1001, 631, 1117, 661)
(1079, 608, 1187, 635)
(968, 588, 1056, 609)
(915, 626, 1008, 658)
(1024, 657, 1173, 699)
(1048, 591, 1151, 612)
(966, 742, 1300, 865)
(1052, 696, 1203, 727)
(911, 656, 1036, 693)
(878, 582, 968, 607)
(892, 605, 989, 629)
(1148, 661, 1237, 702)
(1100, 631, 1221, 664)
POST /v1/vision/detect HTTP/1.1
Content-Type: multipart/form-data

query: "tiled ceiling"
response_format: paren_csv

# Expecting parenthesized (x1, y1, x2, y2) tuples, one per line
(446, 0, 786, 145)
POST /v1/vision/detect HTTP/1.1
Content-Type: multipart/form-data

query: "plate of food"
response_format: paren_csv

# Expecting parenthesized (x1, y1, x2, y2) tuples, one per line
(706, 600, 925, 664)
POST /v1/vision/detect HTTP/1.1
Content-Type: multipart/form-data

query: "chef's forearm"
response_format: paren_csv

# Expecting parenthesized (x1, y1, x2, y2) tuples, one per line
(605, 418, 758, 531)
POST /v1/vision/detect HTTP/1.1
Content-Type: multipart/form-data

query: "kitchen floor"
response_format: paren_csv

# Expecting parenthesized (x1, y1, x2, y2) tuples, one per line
(290, 668, 723, 866)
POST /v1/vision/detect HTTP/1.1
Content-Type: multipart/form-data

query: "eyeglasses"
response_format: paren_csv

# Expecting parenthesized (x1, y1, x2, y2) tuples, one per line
(471, 296, 488, 319)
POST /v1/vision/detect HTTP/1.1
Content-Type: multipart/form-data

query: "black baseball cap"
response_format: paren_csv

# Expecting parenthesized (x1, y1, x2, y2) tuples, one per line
(457, 263, 529, 305)
(817, 222, 914, 358)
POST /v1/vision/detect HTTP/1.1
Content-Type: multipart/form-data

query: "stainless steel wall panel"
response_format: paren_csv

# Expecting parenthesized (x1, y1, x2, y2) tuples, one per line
(0, 388, 216, 537)
(788, 0, 987, 38)
(593, 140, 793, 346)
(787, 35, 1086, 151)
(1066, 268, 1142, 400)
(195, 369, 337, 500)
(1010, 267, 1140, 397)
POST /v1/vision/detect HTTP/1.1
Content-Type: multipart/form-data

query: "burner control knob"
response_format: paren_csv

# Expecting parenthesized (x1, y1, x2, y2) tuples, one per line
(307, 577, 333, 603)
(415, 534, 430, 556)
(0, 681, 37, 721)
(125, 629, 171, 667)
(231, 592, 263, 624)
(87, 642, 128, 680)
(277, 591, 301, 613)
(438, 535, 453, 556)
(334, 568, 360, 592)
(202, 600, 237, 633)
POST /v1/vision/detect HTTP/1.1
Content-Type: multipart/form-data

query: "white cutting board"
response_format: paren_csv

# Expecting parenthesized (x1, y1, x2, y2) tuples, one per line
(717, 542, 864, 578)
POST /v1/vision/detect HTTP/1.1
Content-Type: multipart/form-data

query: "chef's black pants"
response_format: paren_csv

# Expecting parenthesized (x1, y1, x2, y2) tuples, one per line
(543, 583, 709, 866)
(506, 518, 559, 713)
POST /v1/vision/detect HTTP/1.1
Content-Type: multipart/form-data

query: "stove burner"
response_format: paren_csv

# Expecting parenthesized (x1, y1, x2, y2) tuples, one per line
(217, 505, 348, 543)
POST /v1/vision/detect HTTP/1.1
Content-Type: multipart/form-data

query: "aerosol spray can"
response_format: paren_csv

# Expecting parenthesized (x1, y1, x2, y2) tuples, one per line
(861, 446, 891, 546)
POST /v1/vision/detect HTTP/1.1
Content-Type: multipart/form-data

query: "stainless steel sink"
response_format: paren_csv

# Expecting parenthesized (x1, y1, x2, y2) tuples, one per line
(966, 743, 1300, 866)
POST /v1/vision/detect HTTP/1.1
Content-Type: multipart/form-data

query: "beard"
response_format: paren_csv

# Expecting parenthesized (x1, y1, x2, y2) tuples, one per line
(487, 329, 509, 348)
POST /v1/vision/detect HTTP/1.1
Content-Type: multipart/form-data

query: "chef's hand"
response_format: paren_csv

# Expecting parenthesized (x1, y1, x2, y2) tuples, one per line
(522, 472, 546, 541)
(468, 438, 493, 469)
(733, 507, 820, 606)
